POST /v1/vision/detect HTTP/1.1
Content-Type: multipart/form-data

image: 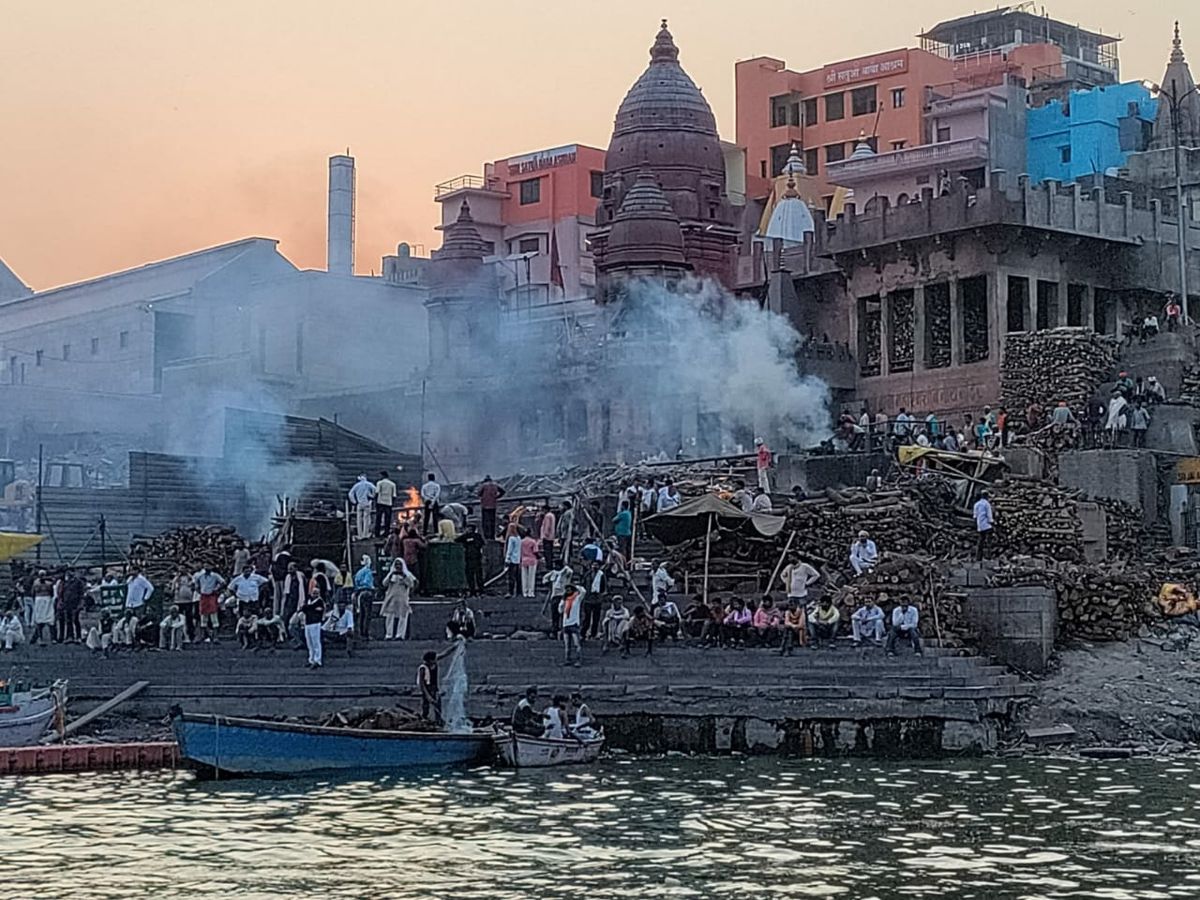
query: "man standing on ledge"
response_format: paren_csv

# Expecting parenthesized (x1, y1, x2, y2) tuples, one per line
(348, 475, 375, 541)
(973, 490, 994, 561)
(755, 438, 773, 493)
(420, 473, 441, 536)
(374, 470, 397, 538)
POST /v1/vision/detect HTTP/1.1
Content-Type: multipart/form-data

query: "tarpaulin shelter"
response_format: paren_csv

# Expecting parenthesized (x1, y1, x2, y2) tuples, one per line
(0, 532, 43, 563)
(644, 494, 786, 544)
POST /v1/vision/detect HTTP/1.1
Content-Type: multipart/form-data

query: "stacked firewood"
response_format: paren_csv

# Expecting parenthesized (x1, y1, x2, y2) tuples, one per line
(1096, 498, 1145, 560)
(1180, 363, 1200, 406)
(129, 525, 247, 583)
(309, 706, 440, 732)
(1000, 328, 1119, 415)
(991, 477, 1085, 562)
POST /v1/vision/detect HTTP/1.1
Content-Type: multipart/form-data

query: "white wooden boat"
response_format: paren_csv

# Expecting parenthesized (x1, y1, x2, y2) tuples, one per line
(0, 681, 66, 748)
(494, 728, 604, 768)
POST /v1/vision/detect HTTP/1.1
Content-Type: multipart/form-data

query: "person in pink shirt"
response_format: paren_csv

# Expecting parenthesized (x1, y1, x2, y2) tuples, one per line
(538, 503, 557, 570)
(755, 438, 773, 492)
(722, 598, 752, 647)
(518, 528, 541, 599)
(752, 596, 782, 647)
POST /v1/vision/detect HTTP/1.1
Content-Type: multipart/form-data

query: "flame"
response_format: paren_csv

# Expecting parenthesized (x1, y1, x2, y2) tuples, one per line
(403, 487, 422, 510)
(394, 486, 423, 527)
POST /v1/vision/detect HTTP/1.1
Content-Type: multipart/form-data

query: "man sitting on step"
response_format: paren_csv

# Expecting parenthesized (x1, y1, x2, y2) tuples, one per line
(851, 600, 885, 646)
(885, 600, 923, 658)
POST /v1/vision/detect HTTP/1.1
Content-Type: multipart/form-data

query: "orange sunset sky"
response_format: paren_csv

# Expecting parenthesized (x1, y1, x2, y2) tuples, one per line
(1, 0, 1193, 291)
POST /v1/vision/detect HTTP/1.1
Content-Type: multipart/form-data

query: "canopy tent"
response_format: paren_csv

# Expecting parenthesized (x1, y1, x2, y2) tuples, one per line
(644, 494, 786, 545)
(0, 532, 43, 563)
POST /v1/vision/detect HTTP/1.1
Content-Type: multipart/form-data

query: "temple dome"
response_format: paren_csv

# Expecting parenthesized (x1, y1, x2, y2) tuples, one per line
(430, 200, 490, 290)
(605, 20, 724, 178)
(763, 177, 814, 245)
(600, 170, 687, 270)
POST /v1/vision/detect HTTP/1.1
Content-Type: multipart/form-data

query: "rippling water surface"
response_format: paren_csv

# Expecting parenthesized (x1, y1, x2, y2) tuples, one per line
(4, 756, 1200, 898)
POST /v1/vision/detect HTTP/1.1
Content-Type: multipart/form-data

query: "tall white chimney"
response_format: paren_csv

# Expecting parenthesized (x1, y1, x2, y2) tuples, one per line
(327, 154, 356, 276)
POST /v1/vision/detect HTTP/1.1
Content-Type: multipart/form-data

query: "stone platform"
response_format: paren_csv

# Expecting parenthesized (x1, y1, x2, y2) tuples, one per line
(5, 632, 1030, 756)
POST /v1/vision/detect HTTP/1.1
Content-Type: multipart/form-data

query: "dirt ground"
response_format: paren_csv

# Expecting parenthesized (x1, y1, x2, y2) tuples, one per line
(1021, 632, 1200, 748)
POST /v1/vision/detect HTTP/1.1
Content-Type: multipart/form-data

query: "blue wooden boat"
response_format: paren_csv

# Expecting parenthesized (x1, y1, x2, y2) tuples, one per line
(171, 711, 493, 777)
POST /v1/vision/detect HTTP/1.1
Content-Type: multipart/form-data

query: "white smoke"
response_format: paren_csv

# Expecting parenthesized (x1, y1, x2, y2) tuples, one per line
(602, 276, 830, 454)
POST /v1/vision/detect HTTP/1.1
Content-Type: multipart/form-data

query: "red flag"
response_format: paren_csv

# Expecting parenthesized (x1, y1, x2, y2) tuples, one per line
(549, 227, 564, 291)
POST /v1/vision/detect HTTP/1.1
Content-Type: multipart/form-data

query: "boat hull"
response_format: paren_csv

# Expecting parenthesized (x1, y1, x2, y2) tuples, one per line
(0, 705, 55, 748)
(495, 731, 605, 768)
(172, 713, 493, 777)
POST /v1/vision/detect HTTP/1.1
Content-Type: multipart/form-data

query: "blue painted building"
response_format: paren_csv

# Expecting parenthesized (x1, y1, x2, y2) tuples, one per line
(1027, 82, 1157, 184)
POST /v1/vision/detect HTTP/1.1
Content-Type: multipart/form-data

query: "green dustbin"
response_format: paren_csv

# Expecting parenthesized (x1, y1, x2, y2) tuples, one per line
(423, 541, 467, 594)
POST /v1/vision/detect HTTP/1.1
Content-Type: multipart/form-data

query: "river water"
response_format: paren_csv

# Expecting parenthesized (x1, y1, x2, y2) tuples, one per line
(4, 756, 1200, 899)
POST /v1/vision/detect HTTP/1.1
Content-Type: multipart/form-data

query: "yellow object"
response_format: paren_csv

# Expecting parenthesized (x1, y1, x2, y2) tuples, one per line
(1157, 583, 1199, 617)
(1176, 458, 1200, 484)
(0, 532, 44, 562)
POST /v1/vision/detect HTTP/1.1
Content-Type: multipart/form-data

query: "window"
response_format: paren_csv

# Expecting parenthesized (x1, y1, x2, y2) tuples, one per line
(119, 330, 129, 349)
(891, 140, 907, 151)
(891, 88, 905, 109)
(769, 144, 792, 176)
(518, 178, 541, 205)
(1060, 146, 1072, 163)
(824, 92, 844, 121)
(803, 98, 819, 127)
(518, 236, 540, 254)
(936, 125, 951, 143)
(482, 241, 496, 255)
(589, 171, 604, 199)
(35, 350, 43, 367)
(804, 148, 819, 176)
(825, 143, 846, 164)
(851, 86, 877, 117)
(8, 356, 16, 383)
(770, 94, 800, 128)
(90, 337, 99, 355)
(62, 343, 70, 361)
(759, 160, 767, 178)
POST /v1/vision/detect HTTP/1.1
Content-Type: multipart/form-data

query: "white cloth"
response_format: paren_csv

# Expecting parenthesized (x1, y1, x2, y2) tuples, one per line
(520, 565, 538, 598)
(420, 481, 442, 504)
(32, 594, 55, 626)
(304, 622, 323, 666)
(652, 566, 675, 600)
(973, 498, 993, 532)
(543, 566, 573, 597)
(1106, 396, 1127, 430)
(355, 503, 372, 539)
(849, 539, 878, 575)
(892, 605, 919, 631)
(125, 574, 154, 610)
(229, 573, 268, 601)
(543, 706, 566, 740)
(559, 592, 583, 628)
(1, 616, 24, 650)
(751, 493, 773, 513)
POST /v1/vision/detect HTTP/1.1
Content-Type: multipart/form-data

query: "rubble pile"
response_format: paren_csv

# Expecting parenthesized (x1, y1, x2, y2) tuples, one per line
(129, 525, 250, 583)
(1001, 328, 1120, 415)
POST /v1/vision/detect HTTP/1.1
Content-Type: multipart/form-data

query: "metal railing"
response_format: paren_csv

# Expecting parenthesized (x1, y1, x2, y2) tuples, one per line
(434, 175, 493, 198)
(826, 137, 988, 178)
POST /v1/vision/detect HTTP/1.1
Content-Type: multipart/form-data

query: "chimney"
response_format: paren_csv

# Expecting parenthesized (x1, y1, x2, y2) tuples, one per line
(327, 154, 355, 275)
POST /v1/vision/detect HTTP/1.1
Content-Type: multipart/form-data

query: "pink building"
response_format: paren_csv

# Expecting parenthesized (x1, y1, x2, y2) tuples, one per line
(434, 144, 606, 306)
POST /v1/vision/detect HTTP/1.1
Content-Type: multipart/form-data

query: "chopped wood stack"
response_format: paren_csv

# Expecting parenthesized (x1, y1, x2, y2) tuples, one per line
(1000, 328, 1120, 415)
(308, 706, 439, 732)
(991, 477, 1084, 562)
(129, 525, 249, 583)
(1180, 362, 1200, 406)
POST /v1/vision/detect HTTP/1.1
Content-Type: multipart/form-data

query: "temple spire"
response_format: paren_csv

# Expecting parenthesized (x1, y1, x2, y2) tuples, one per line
(1173, 20, 1185, 64)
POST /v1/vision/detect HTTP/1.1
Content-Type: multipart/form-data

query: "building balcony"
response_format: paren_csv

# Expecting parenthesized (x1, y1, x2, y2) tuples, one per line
(433, 175, 507, 200)
(826, 137, 989, 187)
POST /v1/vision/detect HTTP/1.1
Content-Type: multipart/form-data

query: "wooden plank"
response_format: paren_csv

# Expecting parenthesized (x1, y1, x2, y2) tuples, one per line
(55, 681, 150, 740)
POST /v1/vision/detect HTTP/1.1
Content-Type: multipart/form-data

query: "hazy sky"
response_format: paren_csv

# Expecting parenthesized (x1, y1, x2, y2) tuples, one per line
(0, 0, 1191, 290)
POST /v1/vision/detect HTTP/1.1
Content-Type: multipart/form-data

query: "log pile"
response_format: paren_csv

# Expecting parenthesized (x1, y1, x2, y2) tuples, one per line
(1180, 363, 1200, 406)
(128, 525, 249, 583)
(307, 706, 440, 732)
(1000, 328, 1119, 415)
(991, 477, 1084, 562)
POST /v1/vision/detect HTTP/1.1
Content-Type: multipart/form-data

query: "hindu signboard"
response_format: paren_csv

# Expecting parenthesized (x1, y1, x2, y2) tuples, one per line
(823, 51, 908, 88)
(507, 145, 578, 176)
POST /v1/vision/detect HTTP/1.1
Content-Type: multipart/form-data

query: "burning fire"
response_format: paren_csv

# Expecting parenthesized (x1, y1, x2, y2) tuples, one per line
(395, 486, 423, 527)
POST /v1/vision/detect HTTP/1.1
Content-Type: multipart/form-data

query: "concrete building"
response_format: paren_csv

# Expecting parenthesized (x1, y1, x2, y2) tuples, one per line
(434, 144, 606, 306)
(825, 78, 1028, 209)
(0, 156, 429, 460)
(1027, 82, 1156, 184)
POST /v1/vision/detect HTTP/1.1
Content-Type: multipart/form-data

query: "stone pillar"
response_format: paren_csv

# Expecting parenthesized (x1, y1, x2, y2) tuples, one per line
(1082, 284, 1095, 332)
(1023, 273, 1036, 333)
(1056, 279, 1068, 327)
(913, 284, 927, 371)
(949, 277, 963, 366)
(879, 291, 892, 376)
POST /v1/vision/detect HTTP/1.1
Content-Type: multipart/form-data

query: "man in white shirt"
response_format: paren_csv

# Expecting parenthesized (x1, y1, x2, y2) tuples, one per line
(125, 567, 154, 612)
(885, 601, 922, 656)
(651, 562, 675, 605)
(227, 564, 269, 614)
(973, 490, 994, 561)
(348, 475, 376, 541)
(504, 528, 522, 598)
(559, 586, 583, 667)
(779, 554, 819, 602)
(851, 601, 885, 645)
(374, 470, 398, 538)
(420, 473, 441, 535)
(849, 530, 878, 576)
(731, 480, 754, 513)
(657, 481, 681, 512)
